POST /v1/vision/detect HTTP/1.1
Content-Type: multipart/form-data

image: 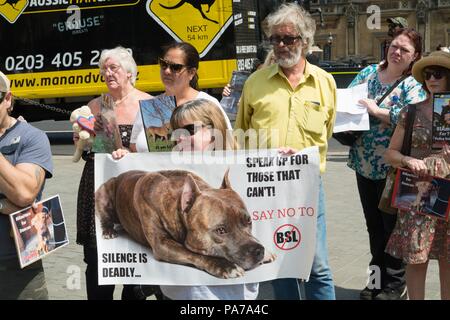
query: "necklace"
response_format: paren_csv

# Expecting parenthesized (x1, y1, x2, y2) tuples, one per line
(113, 88, 134, 105)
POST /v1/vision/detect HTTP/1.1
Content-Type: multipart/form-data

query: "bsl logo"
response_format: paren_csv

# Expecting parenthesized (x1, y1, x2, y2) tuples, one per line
(0, 0, 28, 23)
(274, 224, 301, 250)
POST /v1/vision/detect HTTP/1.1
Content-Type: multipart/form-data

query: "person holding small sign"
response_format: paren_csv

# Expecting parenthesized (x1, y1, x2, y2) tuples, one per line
(346, 28, 427, 300)
(129, 42, 231, 153)
(0, 71, 53, 299)
(75, 46, 153, 300)
(384, 50, 450, 300)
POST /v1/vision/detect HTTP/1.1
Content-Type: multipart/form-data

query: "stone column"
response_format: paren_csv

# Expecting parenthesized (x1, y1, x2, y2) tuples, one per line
(416, 0, 429, 52)
(345, 2, 358, 57)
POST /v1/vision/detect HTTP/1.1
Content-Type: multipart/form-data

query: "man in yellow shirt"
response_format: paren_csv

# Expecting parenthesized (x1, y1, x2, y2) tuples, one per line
(235, 3, 336, 300)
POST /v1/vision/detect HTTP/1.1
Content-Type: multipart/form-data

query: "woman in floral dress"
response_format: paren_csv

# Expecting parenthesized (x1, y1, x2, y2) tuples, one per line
(385, 50, 450, 300)
(347, 28, 427, 300)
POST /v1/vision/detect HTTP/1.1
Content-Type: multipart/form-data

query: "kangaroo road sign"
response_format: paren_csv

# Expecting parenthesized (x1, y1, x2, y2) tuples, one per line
(0, 0, 28, 23)
(146, 0, 233, 57)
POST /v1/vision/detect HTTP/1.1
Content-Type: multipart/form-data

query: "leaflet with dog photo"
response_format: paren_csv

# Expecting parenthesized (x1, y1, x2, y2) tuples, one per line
(432, 92, 450, 148)
(92, 94, 123, 153)
(140, 95, 176, 152)
(94, 148, 319, 285)
(9, 195, 69, 268)
(392, 168, 450, 221)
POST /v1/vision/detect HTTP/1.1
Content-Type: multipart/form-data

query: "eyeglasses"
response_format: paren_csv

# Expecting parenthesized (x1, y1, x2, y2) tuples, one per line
(100, 64, 122, 75)
(269, 35, 302, 46)
(423, 69, 446, 80)
(159, 58, 186, 73)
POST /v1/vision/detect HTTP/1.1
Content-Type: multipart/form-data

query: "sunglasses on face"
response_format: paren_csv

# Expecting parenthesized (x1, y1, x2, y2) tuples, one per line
(177, 123, 210, 136)
(159, 58, 186, 73)
(423, 69, 446, 80)
(179, 124, 198, 136)
(269, 35, 302, 46)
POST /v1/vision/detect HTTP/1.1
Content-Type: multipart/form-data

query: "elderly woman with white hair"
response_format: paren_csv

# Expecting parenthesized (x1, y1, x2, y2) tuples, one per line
(75, 46, 153, 300)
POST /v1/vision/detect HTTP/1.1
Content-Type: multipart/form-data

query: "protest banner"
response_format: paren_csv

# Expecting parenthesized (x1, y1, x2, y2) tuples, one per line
(94, 147, 319, 285)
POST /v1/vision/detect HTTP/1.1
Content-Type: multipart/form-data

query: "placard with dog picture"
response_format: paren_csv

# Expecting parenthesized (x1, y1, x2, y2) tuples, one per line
(391, 168, 450, 221)
(432, 92, 450, 148)
(94, 148, 319, 285)
(91, 94, 124, 153)
(9, 195, 69, 268)
(140, 95, 176, 152)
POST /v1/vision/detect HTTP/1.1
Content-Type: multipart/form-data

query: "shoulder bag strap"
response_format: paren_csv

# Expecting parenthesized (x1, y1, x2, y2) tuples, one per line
(376, 74, 409, 105)
(401, 104, 416, 156)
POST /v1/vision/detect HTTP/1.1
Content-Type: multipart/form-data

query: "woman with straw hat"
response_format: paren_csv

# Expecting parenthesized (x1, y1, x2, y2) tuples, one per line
(384, 50, 450, 300)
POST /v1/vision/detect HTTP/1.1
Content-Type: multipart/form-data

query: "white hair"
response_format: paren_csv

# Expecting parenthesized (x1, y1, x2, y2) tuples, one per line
(266, 3, 316, 56)
(99, 46, 138, 85)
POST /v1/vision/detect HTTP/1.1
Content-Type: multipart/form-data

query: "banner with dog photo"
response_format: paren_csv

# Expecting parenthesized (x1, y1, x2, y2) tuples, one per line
(94, 147, 320, 285)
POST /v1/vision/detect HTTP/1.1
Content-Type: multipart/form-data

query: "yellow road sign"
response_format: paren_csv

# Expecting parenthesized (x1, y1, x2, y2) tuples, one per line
(146, 0, 233, 57)
(0, 0, 28, 23)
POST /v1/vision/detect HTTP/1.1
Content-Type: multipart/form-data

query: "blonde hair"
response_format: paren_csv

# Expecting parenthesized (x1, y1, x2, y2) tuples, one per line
(266, 3, 316, 56)
(99, 46, 138, 85)
(170, 99, 237, 150)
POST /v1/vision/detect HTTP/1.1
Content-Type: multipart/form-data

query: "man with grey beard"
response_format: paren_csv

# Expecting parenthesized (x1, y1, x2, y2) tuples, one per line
(235, 3, 337, 300)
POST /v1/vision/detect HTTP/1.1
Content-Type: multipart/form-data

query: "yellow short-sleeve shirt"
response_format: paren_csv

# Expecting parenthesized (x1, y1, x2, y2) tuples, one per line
(234, 61, 337, 173)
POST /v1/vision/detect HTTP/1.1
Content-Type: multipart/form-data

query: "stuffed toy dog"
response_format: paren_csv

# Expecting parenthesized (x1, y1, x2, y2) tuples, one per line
(70, 105, 96, 162)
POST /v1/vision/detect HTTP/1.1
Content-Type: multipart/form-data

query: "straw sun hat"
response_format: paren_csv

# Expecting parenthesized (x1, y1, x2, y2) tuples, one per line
(412, 50, 450, 83)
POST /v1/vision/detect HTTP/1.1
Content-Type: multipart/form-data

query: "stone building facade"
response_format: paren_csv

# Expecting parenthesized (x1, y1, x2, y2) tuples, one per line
(310, 0, 450, 63)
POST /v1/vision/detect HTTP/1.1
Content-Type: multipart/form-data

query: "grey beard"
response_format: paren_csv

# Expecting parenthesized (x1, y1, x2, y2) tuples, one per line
(276, 50, 302, 68)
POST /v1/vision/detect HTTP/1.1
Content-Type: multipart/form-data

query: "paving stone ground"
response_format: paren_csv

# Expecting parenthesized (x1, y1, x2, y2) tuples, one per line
(41, 154, 441, 300)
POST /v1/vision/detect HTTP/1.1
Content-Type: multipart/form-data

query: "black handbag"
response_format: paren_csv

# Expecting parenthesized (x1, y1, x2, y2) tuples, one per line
(332, 131, 362, 146)
(333, 74, 409, 146)
(378, 104, 416, 214)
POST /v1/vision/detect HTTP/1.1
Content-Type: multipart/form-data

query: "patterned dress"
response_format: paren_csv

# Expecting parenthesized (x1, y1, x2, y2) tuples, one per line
(347, 64, 427, 180)
(385, 105, 450, 264)
(76, 124, 132, 246)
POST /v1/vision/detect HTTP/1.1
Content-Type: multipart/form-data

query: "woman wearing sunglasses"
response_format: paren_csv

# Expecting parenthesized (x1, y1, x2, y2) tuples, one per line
(76, 46, 152, 300)
(130, 42, 231, 152)
(113, 99, 258, 300)
(346, 28, 427, 300)
(384, 50, 450, 300)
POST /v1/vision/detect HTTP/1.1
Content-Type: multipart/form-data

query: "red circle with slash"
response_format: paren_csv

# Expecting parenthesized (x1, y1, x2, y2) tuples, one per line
(273, 224, 301, 250)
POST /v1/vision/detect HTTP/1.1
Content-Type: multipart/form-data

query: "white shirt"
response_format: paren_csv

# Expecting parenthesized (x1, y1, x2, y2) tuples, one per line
(131, 91, 232, 152)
